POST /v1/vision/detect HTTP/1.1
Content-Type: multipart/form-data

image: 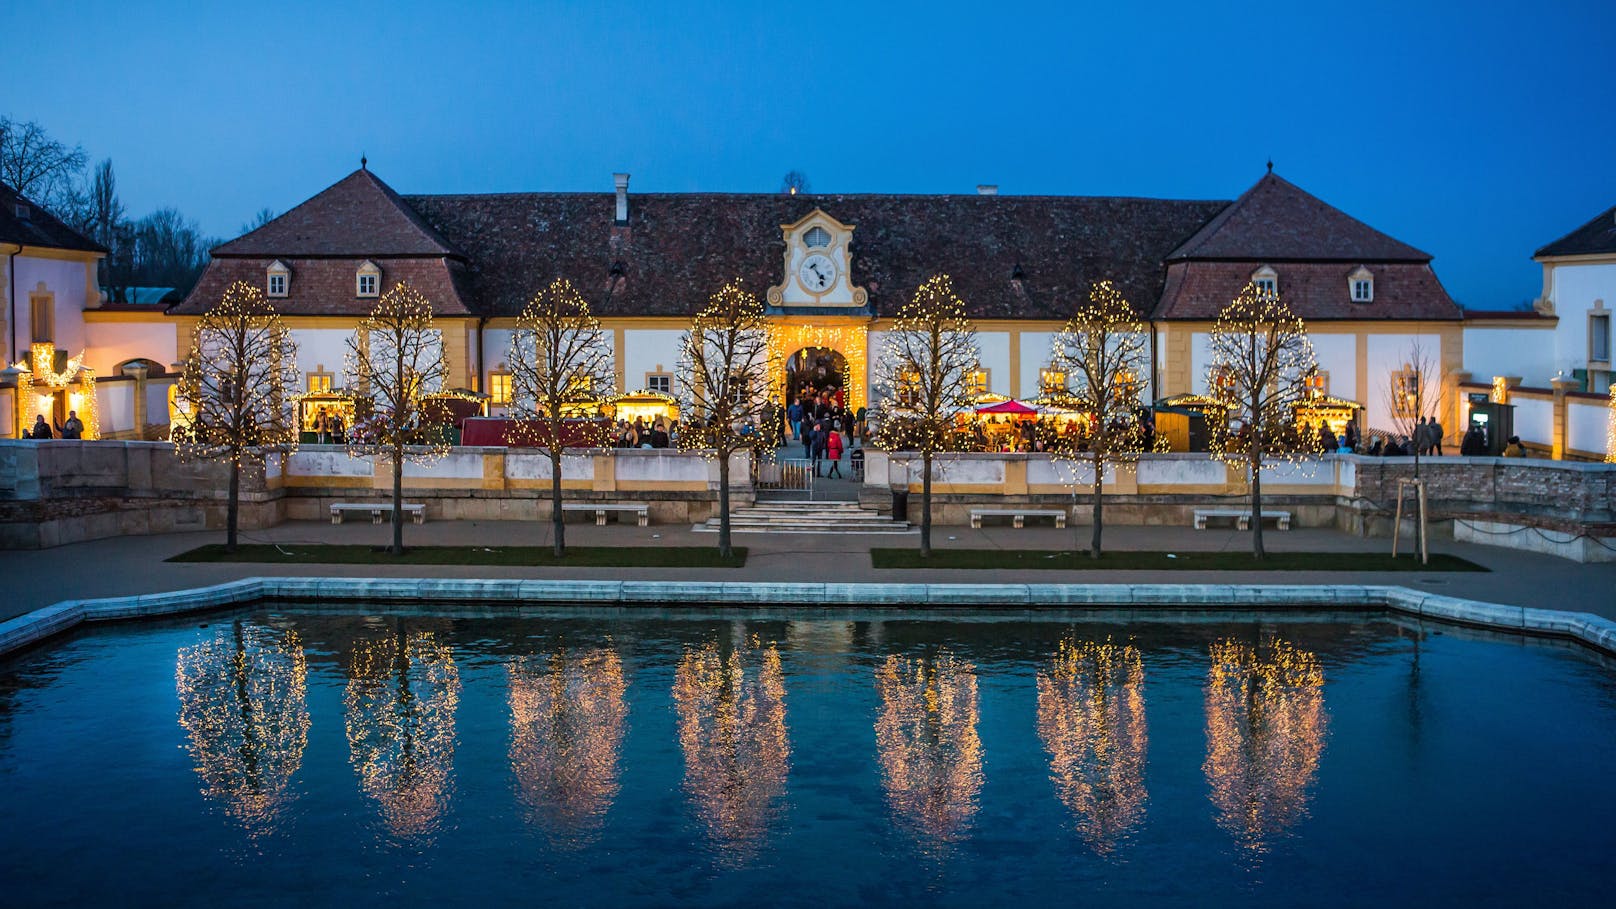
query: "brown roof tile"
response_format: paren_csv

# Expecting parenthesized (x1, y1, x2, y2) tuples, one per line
(1153, 260, 1461, 321)
(1167, 172, 1430, 262)
(212, 169, 462, 258)
(171, 257, 476, 316)
(1535, 203, 1616, 258)
(0, 180, 105, 253)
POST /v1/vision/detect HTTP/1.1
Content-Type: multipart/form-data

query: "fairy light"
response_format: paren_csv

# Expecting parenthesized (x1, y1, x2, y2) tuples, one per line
(344, 627, 460, 840)
(1491, 375, 1509, 405)
(12, 341, 99, 439)
(508, 647, 627, 849)
(874, 651, 983, 847)
(768, 322, 868, 412)
(1036, 638, 1147, 854)
(1606, 385, 1615, 464)
(1203, 636, 1326, 852)
(175, 623, 309, 836)
(672, 636, 790, 865)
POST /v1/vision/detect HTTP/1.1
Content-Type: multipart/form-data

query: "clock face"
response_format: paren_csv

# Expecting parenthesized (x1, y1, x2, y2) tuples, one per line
(799, 254, 836, 292)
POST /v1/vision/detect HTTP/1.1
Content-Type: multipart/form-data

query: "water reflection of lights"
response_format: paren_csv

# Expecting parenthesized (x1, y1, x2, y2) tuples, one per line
(175, 623, 310, 835)
(672, 637, 790, 863)
(344, 628, 461, 840)
(507, 647, 628, 848)
(1036, 637, 1147, 853)
(1203, 636, 1327, 850)
(874, 652, 983, 846)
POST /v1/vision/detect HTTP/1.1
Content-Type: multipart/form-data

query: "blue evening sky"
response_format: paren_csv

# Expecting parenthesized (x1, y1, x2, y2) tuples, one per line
(6, 0, 1613, 309)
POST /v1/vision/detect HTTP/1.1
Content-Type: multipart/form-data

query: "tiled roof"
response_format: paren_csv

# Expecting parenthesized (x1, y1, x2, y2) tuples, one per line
(212, 169, 462, 258)
(1167, 172, 1430, 262)
(171, 257, 476, 316)
(403, 192, 1227, 319)
(1153, 260, 1461, 321)
(1534, 203, 1616, 258)
(0, 180, 105, 254)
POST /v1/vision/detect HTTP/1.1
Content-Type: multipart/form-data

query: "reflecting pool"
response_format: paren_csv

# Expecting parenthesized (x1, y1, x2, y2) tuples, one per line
(3, 607, 1615, 907)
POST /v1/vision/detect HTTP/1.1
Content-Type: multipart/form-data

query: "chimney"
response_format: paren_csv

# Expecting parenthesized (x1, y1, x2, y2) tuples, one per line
(613, 173, 630, 224)
(976, 185, 998, 196)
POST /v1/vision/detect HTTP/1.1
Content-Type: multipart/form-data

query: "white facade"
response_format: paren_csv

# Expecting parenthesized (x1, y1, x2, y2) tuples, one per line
(1537, 259, 1615, 392)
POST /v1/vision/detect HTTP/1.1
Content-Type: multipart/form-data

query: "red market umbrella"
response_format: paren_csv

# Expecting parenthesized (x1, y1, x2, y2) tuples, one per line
(975, 399, 1039, 415)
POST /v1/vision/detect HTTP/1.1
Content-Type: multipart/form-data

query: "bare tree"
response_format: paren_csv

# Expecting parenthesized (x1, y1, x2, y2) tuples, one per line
(131, 207, 212, 291)
(1205, 285, 1321, 560)
(174, 281, 300, 550)
(0, 116, 87, 214)
(1378, 339, 1449, 478)
(344, 281, 452, 555)
(871, 275, 980, 556)
(1050, 280, 1149, 558)
(676, 281, 780, 559)
(505, 277, 617, 557)
(780, 170, 811, 195)
(241, 208, 277, 234)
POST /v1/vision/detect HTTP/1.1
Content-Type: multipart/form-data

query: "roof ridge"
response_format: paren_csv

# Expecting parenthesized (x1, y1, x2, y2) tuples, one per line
(1167, 171, 1431, 262)
(213, 168, 463, 259)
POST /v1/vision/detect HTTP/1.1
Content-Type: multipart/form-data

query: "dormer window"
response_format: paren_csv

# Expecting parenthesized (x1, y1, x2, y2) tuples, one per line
(1251, 265, 1278, 297)
(803, 226, 831, 248)
(1349, 267, 1374, 303)
(356, 260, 381, 297)
(266, 261, 290, 298)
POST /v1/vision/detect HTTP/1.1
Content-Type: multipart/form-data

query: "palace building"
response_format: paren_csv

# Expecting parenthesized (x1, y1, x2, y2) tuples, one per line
(3, 165, 1608, 457)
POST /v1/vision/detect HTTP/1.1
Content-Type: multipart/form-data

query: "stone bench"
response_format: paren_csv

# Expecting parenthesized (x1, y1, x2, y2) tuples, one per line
(1193, 508, 1291, 531)
(330, 503, 426, 525)
(561, 502, 650, 526)
(969, 508, 1067, 529)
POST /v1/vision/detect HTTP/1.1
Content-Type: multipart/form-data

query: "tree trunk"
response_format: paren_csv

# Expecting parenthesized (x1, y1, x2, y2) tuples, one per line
(1090, 449, 1103, 559)
(226, 458, 240, 552)
(717, 453, 733, 559)
(1250, 451, 1265, 561)
(391, 444, 404, 555)
(551, 447, 565, 558)
(920, 448, 934, 557)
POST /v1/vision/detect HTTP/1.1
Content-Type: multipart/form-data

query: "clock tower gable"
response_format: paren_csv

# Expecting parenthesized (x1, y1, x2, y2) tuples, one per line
(768, 209, 867, 309)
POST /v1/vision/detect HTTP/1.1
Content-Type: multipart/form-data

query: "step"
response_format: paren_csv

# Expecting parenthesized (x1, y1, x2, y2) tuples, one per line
(694, 522, 915, 535)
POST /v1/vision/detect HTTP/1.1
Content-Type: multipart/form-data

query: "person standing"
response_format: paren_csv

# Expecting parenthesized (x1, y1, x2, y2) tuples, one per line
(787, 399, 803, 442)
(825, 423, 844, 478)
(29, 414, 53, 439)
(810, 420, 827, 476)
(1414, 417, 1431, 456)
(1429, 418, 1444, 455)
(56, 410, 85, 440)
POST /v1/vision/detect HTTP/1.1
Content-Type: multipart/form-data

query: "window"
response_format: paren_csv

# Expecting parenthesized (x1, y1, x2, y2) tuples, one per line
(306, 369, 333, 394)
(1113, 368, 1141, 404)
(488, 371, 512, 405)
(896, 370, 921, 409)
(1039, 367, 1067, 396)
(1304, 369, 1329, 398)
(1349, 266, 1374, 303)
(966, 368, 990, 397)
(356, 261, 381, 297)
(804, 226, 831, 248)
(1591, 311, 1611, 363)
(1392, 367, 1422, 419)
(1208, 365, 1237, 397)
(567, 375, 597, 399)
(1251, 265, 1278, 297)
(646, 373, 672, 395)
(267, 261, 289, 297)
(29, 291, 53, 344)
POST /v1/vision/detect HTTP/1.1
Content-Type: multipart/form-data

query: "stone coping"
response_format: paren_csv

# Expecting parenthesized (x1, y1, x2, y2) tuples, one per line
(2, 578, 1614, 659)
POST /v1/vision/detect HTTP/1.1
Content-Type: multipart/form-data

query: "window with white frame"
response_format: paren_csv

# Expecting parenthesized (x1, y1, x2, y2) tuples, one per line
(1349, 266, 1374, 303)
(356, 261, 380, 297)
(1251, 265, 1278, 297)
(267, 261, 289, 297)
(1590, 308, 1611, 363)
(803, 226, 831, 248)
(488, 370, 513, 405)
(646, 373, 672, 395)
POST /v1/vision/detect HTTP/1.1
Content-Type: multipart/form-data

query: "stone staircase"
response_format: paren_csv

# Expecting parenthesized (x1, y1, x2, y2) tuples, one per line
(695, 500, 913, 534)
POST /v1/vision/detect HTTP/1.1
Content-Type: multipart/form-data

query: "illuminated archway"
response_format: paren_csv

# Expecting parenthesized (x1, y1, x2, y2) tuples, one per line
(767, 322, 867, 412)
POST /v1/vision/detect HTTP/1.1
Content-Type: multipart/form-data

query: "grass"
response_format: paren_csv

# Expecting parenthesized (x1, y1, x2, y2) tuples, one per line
(870, 548, 1488, 572)
(169, 544, 748, 568)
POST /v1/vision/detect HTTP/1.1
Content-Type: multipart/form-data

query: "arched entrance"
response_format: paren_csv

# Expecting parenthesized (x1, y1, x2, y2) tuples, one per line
(784, 346, 847, 407)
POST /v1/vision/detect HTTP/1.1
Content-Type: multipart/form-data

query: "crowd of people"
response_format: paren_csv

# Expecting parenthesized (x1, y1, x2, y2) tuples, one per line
(786, 384, 864, 477)
(610, 417, 673, 449)
(24, 411, 85, 439)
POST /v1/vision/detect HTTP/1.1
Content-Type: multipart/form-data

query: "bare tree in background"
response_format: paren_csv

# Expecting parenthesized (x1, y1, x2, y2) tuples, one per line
(173, 281, 300, 551)
(780, 170, 811, 195)
(345, 282, 452, 555)
(0, 115, 87, 214)
(870, 275, 980, 557)
(241, 208, 277, 234)
(1206, 285, 1322, 560)
(1379, 339, 1449, 478)
(1049, 281, 1149, 559)
(676, 282, 780, 559)
(505, 277, 617, 558)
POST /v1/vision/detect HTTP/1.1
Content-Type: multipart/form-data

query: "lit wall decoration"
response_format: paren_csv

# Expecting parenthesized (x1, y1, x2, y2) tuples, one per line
(874, 651, 983, 846)
(175, 622, 309, 835)
(344, 628, 461, 840)
(1203, 636, 1327, 851)
(507, 647, 628, 849)
(1491, 376, 1509, 405)
(1605, 385, 1615, 464)
(672, 636, 791, 864)
(768, 323, 868, 411)
(12, 341, 99, 439)
(1036, 637, 1147, 853)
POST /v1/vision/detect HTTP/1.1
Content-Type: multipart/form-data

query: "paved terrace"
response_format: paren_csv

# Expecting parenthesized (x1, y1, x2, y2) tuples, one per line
(1, 519, 1611, 624)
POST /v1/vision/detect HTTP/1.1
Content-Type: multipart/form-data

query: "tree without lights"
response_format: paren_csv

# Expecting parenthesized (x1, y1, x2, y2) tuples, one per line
(871, 275, 980, 557)
(1049, 281, 1149, 559)
(344, 281, 451, 555)
(1205, 285, 1322, 560)
(675, 281, 780, 558)
(505, 277, 617, 558)
(174, 281, 299, 551)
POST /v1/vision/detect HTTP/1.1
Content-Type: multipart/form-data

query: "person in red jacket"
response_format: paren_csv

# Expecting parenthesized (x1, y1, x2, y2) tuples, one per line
(824, 424, 844, 478)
